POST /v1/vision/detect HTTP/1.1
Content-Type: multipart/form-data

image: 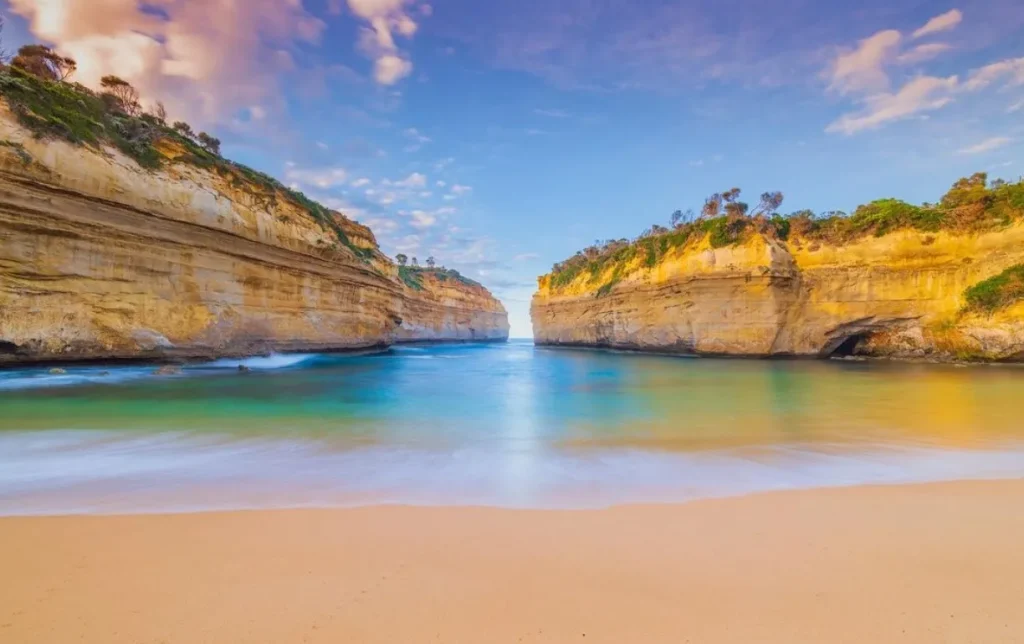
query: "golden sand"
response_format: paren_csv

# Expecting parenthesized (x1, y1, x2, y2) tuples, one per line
(2, 480, 1023, 643)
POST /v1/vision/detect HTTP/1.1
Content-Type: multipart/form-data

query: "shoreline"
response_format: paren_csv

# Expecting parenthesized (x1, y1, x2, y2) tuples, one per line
(3, 478, 1023, 643)
(0, 339, 514, 370)
(2, 474, 1021, 519)
(533, 340, 1024, 366)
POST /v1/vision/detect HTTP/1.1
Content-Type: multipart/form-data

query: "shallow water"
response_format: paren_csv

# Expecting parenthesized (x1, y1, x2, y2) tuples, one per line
(2, 340, 1023, 514)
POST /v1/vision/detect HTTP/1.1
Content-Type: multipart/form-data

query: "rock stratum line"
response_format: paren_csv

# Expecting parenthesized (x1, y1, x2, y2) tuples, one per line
(0, 107, 508, 365)
(532, 227, 1024, 361)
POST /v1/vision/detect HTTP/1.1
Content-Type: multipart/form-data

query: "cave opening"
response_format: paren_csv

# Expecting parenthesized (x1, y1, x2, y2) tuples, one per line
(829, 333, 869, 358)
(0, 340, 20, 355)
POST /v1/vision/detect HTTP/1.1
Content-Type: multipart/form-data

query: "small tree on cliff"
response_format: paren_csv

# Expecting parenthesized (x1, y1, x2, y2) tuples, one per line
(395, 253, 408, 266)
(426, 256, 436, 268)
(752, 191, 784, 218)
(11, 45, 77, 82)
(172, 121, 195, 139)
(198, 132, 221, 155)
(702, 193, 722, 218)
(671, 209, 695, 228)
(100, 75, 141, 116)
(720, 187, 748, 218)
(152, 102, 168, 124)
(0, 17, 9, 64)
(412, 256, 419, 267)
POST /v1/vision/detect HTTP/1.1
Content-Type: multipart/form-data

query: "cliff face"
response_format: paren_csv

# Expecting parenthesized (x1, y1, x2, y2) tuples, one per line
(532, 227, 1024, 361)
(0, 108, 507, 365)
(397, 271, 510, 342)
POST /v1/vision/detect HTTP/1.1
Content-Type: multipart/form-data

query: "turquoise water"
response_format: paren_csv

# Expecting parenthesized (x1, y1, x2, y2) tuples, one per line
(2, 340, 1024, 514)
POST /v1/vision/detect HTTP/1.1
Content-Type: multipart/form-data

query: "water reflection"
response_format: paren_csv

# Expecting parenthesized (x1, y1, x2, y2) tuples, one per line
(1, 342, 1023, 513)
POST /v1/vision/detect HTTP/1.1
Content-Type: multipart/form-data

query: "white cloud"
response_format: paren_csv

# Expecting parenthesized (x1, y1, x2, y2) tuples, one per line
(443, 184, 472, 201)
(912, 9, 963, 39)
(826, 75, 959, 135)
(391, 172, 428, 188)
(827, 30, 901, 95)
(433, 157, 455, 172)
(822, 12, 1005, 136)
(408, 209, 437, 229)
(402, 127, 432, 152)
(513, 253, 539, 262)
(436, 180, 447, 187)
(957, 137, 1011, 155)
(392, 234, 421, 254)
(897, 43, 952, 65)
(533, 108, 570, 118)
(347, 0, 424, 85)
(364, 217, 399, 234)
(404, 128, 432, 144)
(285, 165, 349, 189)
(305, 192, 369, 221)
(963, 57, 1024, 92)
(374, 54, 413, 85)
(689, 160, 704, 167)
(351, 177, 372, 188)
(397, 204, 454, 229)
(1009, 100, 1024, 113)
(316, 141, 329, 150)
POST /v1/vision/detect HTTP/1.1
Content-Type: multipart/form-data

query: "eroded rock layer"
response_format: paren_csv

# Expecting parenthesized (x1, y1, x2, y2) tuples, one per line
(532, 228, 1024, 361)
(0, 109, 507, 364)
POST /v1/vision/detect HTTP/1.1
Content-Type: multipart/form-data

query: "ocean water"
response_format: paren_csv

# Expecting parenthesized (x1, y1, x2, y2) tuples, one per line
(2, 340, 1023, 514)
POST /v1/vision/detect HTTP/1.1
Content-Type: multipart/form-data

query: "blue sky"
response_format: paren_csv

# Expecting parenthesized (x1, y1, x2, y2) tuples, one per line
(3, 0, 1023, 336)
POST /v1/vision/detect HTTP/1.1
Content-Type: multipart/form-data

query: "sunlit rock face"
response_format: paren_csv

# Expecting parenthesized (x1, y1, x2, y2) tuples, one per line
(0, 107, 508, 364)
(396, 272, 510, 343)
(531, 228, 1024, 361)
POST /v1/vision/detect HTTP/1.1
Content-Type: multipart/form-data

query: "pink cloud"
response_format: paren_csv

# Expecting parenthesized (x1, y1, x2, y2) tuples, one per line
(8, 0, 325, 124)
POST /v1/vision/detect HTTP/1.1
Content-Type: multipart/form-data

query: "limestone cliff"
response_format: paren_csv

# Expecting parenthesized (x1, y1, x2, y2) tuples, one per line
(0, 107, 507, 365)
(396, 269, 510, 342)
(532, 225, 1024, 361)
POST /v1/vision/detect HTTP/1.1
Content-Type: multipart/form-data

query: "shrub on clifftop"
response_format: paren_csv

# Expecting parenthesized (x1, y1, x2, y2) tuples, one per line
(11, 45, 76, 82)
(546, 175, 1024, 295)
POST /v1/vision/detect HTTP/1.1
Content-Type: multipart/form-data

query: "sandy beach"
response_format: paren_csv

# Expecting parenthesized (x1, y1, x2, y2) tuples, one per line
(2, 480, 1023, 643)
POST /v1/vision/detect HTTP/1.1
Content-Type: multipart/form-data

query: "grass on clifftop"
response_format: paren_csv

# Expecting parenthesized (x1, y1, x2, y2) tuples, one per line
(399, 266, 483, 291)
(0, 63, 370, 260)
(963, 265, 1024, 314)
(546, 175, 1024, 296)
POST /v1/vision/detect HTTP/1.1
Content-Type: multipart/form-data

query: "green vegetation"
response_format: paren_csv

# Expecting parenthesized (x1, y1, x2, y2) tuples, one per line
(547, 175, 1024, 295)
(0, 43, 370, 260)
(963, 265, 1024, 314)
(398, 266, 424, 290)
(0, 139, 31, 165)
(398, 265, 483, 291)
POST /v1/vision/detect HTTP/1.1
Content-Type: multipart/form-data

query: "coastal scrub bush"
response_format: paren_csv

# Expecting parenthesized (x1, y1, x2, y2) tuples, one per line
(398, 266, 482, 291)
(399, 266, 424, 290)
(11, 45, 76, 82)
(846, 199, 946, 237)
(963, 265, 1024, 314)
(544, 174, 1024, 293)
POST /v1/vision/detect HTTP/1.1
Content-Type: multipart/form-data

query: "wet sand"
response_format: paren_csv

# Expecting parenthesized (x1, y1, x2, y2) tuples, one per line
(2, 480, 1023, 643)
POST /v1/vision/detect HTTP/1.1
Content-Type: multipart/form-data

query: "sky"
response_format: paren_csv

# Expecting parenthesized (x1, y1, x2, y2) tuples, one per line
(2, 0, 1023, 337)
